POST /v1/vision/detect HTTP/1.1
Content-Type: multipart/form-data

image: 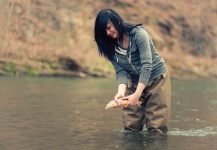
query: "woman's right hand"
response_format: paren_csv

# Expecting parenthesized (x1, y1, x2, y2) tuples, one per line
(114, 92, 125, 101)
(114, 92, 126, 107)
(114, 84, 127, 107)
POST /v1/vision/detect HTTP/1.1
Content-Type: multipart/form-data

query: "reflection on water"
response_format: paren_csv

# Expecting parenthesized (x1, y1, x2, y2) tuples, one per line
(120, 131, 169, 150)
(0, 77, 217, 150)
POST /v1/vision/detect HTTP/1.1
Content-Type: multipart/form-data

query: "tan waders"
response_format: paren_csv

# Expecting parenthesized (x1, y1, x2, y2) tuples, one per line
(122, 70, 171, 134)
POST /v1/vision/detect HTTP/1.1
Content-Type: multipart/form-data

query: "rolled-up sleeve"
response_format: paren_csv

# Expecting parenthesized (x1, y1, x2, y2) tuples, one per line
(110, 59, 129, 85)
(135, 28, 152, 85)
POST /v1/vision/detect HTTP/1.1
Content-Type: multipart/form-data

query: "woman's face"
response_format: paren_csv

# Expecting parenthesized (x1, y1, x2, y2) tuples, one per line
(106, 22, 118, 39)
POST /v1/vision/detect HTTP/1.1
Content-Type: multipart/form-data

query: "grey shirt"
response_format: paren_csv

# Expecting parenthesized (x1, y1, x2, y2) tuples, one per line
(110, 26, 167, 85)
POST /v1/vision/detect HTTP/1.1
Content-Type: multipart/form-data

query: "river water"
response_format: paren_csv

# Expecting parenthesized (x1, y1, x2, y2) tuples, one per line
(0, 77, 217, 150)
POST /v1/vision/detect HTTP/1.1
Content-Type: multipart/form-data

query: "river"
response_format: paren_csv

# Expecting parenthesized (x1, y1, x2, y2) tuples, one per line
(0, 77, 217, 150)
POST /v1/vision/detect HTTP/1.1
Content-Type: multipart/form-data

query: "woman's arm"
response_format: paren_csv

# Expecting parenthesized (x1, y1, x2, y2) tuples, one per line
(110, 59, 128, 103)
(136, 27, 153, 85)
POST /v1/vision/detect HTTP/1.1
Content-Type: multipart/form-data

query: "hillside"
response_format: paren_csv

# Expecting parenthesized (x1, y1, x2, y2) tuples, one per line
(0, 0, 217, 79)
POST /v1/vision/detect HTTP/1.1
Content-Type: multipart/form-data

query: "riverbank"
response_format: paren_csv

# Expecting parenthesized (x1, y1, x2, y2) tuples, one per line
(0, 53, 216, 79)
(0, 0, 216, 79)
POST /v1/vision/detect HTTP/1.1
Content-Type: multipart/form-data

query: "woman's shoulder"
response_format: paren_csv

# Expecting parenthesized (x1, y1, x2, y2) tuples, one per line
(130, 25, 149, 39)
(130, 26, 140, 33)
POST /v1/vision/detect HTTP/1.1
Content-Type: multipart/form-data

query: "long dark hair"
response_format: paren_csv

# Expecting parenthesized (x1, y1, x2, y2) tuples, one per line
(94, 9, 142, 60)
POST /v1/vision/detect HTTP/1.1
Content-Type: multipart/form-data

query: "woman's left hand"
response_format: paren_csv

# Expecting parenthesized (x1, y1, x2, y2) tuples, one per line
(121, 93, 140, 107)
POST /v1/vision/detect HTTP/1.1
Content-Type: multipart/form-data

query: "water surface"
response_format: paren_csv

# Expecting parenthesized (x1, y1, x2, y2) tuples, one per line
(0, 77, 217, 150)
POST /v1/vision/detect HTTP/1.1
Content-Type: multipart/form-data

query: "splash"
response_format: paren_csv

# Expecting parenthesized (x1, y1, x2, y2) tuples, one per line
(113, 127, 217, 137)
(168, 127, 217, 137)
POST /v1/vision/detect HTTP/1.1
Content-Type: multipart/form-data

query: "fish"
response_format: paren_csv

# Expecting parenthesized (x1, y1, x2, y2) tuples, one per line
(104, 100, 128, 110)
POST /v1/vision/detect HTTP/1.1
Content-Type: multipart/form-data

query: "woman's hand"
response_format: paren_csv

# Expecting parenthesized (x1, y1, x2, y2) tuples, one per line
(114, 92, 125, 107)
(114, 84, 127, 107)
(121, 93, 140, 107)
(114, 92, 125, 101)
(121, 82, 145, 107)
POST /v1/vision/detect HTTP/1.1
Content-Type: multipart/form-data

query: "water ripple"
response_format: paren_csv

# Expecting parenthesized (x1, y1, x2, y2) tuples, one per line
(168, 127, 217, 137)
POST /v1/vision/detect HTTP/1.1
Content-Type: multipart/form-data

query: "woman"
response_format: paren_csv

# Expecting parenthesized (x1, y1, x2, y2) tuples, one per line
(94, 9, 171, 134)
